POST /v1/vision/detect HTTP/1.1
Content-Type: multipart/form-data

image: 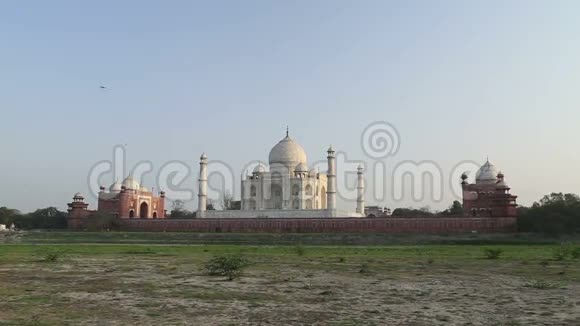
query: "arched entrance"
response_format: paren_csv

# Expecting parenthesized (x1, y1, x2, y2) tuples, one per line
(140, 202, 149, 218)
(129, 210, 135, 218)
(271, 184, 282, 209)
(152, 211, 157, 219)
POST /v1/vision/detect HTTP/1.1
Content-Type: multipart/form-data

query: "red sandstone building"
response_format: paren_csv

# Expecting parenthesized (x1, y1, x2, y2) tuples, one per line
(461, 160, 517, 217)
(68, 176, 166, 228)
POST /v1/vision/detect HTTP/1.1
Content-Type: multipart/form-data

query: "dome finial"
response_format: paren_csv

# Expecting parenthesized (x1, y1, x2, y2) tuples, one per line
(286, 125, 289, 137)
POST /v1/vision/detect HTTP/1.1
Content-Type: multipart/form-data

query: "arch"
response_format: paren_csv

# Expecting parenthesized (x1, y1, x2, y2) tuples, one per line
(292, 199, 300, 209)
(367, 214, 377, 218)
(271, 184, 282, 209)
(140, 202, 149, 218)
(249, 199, 257, 210)
(321, 186, 327, 208)
(305, 184, 313, 196)
(152, 211, 157, 218)
(292, 184, 300, 196)
(250, 185, 257, 197)
(129, 210, 135, 218)
(305, 199, 313, 209)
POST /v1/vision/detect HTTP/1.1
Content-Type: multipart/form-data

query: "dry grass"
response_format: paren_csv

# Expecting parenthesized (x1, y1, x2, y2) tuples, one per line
(0, 243, 579, 325)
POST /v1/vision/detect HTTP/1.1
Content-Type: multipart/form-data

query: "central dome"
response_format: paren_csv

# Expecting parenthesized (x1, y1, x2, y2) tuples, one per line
(475, 160, 498, 184)
(268, 135, 308, 168)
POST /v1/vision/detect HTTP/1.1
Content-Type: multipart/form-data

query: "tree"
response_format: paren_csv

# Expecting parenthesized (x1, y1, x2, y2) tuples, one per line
(518, 192, 580, 234)
(0, 207, 21, 225)
(391, 207, 434, 217)
(170, 200, 193, 218)
(440, 201, 464, 216)
(219, 191, 235, 210)
(10, 207, 68, 230)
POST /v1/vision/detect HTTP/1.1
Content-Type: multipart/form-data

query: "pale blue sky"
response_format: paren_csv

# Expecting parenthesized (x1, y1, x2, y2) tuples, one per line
(1, 1, 579, 212)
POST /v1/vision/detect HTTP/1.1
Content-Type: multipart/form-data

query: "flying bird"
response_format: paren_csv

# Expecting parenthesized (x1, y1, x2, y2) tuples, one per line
(100, 85, 107, 89)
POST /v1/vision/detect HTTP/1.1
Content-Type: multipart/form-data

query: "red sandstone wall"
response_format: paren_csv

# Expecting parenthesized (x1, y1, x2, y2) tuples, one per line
(115, 217, 517, 234)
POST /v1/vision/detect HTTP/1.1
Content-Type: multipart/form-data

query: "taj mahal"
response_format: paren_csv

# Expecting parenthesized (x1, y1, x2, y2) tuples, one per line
(67, 127, 518, 233)
(197, 129, 365, 218)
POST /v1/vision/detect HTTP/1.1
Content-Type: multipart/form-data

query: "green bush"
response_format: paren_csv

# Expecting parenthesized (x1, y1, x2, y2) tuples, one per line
(38, 248, 66, 262)
(483, 248, 503, 259)
(358, 263, 370, 274)
(553, 246, 569, 261)
(572, 247, 580, 259)
(294, 242, 306, 256)
(204, 254, 249, 281)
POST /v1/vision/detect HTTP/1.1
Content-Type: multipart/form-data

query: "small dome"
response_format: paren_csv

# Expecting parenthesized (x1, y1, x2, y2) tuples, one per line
(140, 185, 149, 192)
(109, 182, 122, 193)
(122, 176, 140, 190)
(295, 162, 308, 172)
(253, 163, 266, 174)
(496, 180, 509, 189)
(73, 192, 84, 199)
(269, 135, 308, 168)
(308, 168, 318, 177)
(200, 152, 207, 160)
(475, 160, 499, 184)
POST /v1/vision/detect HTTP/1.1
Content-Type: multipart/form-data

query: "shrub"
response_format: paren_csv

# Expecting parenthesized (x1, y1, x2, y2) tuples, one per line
(483, 248, 503, 259)
(571, 247, 580, 259)
(552, 244, 576, 261)
(39, 248, 65, 262)
(204, 254, 249, 281)
(294, 242, 306, 256)
(359, 263, 370, 274)
(338, 257, 346, 263)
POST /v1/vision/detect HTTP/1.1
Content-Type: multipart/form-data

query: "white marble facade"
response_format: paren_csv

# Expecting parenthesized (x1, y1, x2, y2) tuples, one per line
(198, 130, 364, 218)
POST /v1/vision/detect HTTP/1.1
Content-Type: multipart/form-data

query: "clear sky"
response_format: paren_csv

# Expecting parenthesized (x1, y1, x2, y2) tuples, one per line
(1, 1, 579, 212)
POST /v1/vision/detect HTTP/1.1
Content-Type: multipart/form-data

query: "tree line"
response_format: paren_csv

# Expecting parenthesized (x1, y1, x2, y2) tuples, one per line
(0, 207, 67, 229)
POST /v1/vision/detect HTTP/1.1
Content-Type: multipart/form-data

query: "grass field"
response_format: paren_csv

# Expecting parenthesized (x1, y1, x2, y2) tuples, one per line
(1, 233, 579, 325)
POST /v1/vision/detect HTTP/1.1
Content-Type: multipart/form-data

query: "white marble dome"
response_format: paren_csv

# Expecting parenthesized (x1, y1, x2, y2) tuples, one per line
(268, 135, 308, 168)
(253, 163, 267, 174)
(475, 160, 499, 184)
(308, 168, 318, 178)
(109, 181, 122, 193)
(122, 176, 140, 190)
(295, 162, 308, 172)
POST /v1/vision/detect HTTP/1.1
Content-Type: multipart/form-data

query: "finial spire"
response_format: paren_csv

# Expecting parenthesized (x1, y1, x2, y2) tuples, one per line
(286, 125, 289, 137)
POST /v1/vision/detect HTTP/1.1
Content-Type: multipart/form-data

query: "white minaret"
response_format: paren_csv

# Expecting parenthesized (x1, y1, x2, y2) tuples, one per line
(326, 145, 337, 212)
(197, 153, 208, 218)
(356, 164, 365, 215)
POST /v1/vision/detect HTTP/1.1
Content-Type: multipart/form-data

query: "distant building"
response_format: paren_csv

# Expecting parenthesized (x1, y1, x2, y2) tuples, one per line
(461, 160, 518, 217)
(364, 206, 391, 218)
(197, 129, 365, 218)
(97, 176, 166, 219)
(67, 176, 167, 229)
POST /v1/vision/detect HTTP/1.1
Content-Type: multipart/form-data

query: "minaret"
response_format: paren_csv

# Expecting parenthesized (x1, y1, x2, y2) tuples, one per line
(197, 153, 208, 218)
(356, 164, 365, 215)
(326, 145, 337, 212)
